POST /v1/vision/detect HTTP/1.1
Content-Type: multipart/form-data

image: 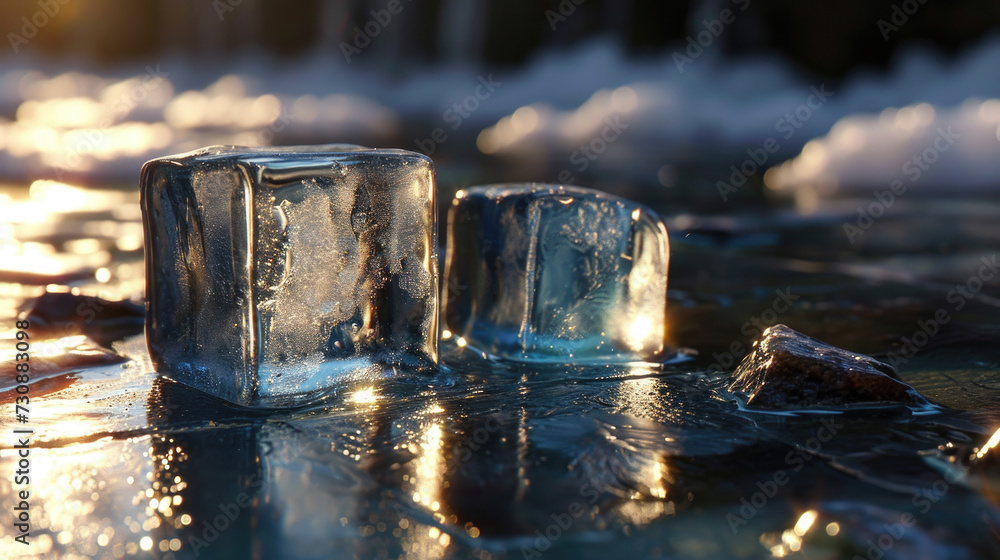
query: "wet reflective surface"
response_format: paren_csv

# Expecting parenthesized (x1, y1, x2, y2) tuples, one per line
(2, 183, 1000, 559)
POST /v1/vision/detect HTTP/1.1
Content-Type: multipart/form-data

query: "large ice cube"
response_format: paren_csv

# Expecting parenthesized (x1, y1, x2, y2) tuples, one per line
(442, 184, 669, 363)
(141, 145, 437, 407)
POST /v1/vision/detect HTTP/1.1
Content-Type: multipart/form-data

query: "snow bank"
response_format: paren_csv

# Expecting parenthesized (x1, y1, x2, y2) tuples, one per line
(0, 33, 997, 189)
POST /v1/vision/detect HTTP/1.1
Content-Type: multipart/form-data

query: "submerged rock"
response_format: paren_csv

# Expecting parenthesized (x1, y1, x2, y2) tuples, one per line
(729, 324, 929, 409)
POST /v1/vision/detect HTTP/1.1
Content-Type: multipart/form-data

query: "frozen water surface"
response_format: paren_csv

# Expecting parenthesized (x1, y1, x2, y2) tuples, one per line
(2, 184, 1000, 559)
(141, 145, 437, 407)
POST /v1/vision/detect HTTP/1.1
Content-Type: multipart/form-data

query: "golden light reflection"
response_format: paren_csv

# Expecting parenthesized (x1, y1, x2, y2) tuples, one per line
(626, 316, 654, 352)
(476, 103, 554, 154)
(164, 89, 283, 130)
(793, 510, 817, 536)
(31, 418, 96, 443)
(412, 422, 444, 510)
(0, 246, 108, 278)
(29, 180, 91, 211)
(618, 210, 668, 358)
(0, 437, 157, 558)
(142, 434, 190, 551)
(615, 370, 662, 415)
(0, 180, 138, 276)
(648, 459, 668, 499)
(604, 369, 678, 529)
(425, 403, 445, 415)
(614, 500, 676, 526)
(401, 406, 452, 559)
(18, 97, 109, 128)
(348, 386, 380, 405)
(0, 67, 344, 175)
(763, 510, 818, 557)
(975, 427, 1000, 460)
(24, 334, 90, 358)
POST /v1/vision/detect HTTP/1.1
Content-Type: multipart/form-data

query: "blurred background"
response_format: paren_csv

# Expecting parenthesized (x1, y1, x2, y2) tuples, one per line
(0, 0, 997, 206)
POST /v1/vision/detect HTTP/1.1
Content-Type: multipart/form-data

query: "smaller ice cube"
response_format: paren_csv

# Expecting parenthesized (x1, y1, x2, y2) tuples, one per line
(142, 145, 438, 407)
(442, 184, 670, 362)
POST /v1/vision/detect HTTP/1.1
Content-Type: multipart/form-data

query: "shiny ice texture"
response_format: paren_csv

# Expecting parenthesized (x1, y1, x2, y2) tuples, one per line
(141, 145, 438, 407)
(442, 184, 669, 363)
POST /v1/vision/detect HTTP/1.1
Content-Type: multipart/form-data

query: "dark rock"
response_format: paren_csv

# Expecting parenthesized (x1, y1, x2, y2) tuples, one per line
(21, 291, 144, 347)
(729, 324, 929, 409)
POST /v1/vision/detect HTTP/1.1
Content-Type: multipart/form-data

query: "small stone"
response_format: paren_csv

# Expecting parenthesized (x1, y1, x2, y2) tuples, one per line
(729, 324, 929, 409)
(21, 291, 144, 347)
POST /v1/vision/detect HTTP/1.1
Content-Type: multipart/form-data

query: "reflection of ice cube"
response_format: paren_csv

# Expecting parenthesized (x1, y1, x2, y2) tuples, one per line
(141, 145, 437, 407)
(442, 184, 669, 363)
